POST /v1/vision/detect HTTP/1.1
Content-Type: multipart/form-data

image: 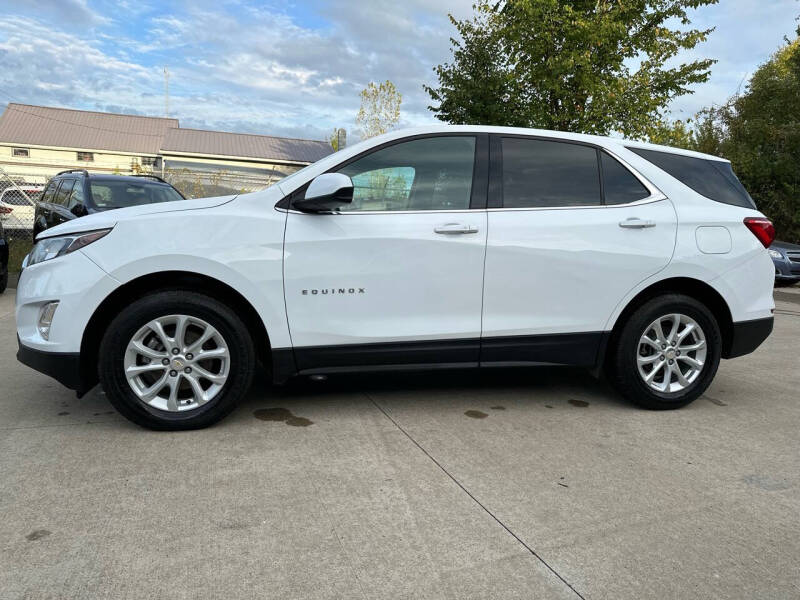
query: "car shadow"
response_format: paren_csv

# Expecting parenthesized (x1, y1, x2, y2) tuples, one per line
(245, 365, 630, 410)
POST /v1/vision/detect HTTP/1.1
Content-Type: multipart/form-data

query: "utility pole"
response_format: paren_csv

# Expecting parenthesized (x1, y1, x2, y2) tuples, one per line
(164, 66, 170, 118)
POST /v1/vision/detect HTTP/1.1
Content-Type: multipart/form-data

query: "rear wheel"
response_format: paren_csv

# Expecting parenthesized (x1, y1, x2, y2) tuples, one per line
(0, 270, 7, 294)
(609, 294, 721, 410)
(99, 290, 256, 430)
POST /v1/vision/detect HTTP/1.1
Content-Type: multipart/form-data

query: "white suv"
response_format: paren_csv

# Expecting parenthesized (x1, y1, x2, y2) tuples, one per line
(15, 126, 775, 430)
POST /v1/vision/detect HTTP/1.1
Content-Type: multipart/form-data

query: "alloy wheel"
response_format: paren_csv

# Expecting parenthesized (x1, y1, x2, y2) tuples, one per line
(123, 314, 230, 412)
(636, 313, 707, 394)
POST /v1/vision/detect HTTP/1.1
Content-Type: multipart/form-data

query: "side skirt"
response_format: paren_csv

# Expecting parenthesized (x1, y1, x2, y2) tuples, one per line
(278, 332, 605, 381)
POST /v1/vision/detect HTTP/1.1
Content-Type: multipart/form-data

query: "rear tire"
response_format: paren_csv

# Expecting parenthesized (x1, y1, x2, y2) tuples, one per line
(609, 294, 721, 410)
(99, 290, 256, 430)
(0, 270, 7, 294)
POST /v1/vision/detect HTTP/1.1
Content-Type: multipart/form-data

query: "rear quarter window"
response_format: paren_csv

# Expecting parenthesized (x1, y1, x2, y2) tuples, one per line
(627, 147, 755, 209)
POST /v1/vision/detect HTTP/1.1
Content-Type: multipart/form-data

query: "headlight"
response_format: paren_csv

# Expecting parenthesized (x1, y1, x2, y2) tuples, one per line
(768, 249, 784, 260)
(26, 229, 111, 268)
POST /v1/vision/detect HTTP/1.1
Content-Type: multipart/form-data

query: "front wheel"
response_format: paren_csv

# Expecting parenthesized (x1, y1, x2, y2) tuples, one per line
(99, 290, 256, 430)
(609, 294, 721, 410)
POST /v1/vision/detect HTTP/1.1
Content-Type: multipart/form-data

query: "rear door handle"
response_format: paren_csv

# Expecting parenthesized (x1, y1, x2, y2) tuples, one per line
(434, 223, 479, 235)
(619, 218, 656, 229)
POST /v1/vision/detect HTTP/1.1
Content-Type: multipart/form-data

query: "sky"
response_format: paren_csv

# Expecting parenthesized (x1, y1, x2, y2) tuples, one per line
(0, 0, 797, 142)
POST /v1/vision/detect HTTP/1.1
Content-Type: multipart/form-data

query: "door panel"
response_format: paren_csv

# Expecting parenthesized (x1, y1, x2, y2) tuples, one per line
(283, 134, 488, 371)
(481, 135, 677, 361)
(284, 210, 487, 350)
(483, 200, 676, 340)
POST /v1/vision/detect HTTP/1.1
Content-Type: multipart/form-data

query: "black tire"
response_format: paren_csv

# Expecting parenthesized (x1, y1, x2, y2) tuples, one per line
(609, 294, 721, 410)
(0, 270, 7, 294)
(99, 290, 256, 430)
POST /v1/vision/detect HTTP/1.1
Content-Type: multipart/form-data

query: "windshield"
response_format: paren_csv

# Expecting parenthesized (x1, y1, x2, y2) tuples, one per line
(88, 180, 184, 210)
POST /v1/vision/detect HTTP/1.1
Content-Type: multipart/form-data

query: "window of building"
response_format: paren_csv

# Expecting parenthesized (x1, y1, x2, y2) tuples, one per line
(601, 152, 650, 205)
(77, 152, 94, 162)
(335, 136, 476, 212)
(501, 138, 601, 208)
(627, 147, 755, 209)
(141, 157, 158, 167)
(12, 148, 30, 158)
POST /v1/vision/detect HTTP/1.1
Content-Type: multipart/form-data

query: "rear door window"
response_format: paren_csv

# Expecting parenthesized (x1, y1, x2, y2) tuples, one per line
(53, 180, 75, 206)
(601, 153, 650, 205)
(68, 181, 86, 209)
(627, 147, 755, 209)
(41, 181, 57, 204)
(501, 138, 601, 208)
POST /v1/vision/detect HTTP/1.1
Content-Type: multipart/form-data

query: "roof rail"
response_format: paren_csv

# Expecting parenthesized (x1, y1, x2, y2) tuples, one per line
(55, 169, 90, 177)
(129, 174, 170, 184)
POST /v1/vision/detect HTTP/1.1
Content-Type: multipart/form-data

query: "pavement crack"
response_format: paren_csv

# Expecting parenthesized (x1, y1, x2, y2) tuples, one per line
(365, 392, 587, 600)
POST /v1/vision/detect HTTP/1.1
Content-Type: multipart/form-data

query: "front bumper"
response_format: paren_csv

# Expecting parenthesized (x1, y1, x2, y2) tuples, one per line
(723, 317, 774, 359)
(17, 336, 84, 393)
(773, 257, 800, 281)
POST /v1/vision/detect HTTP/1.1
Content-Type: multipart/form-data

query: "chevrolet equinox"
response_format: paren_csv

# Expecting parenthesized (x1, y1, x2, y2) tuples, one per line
(15, 126, 775, 429)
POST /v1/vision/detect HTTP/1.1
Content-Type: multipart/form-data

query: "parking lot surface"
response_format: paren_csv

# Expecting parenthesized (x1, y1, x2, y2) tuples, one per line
(1, 288, 799, 599)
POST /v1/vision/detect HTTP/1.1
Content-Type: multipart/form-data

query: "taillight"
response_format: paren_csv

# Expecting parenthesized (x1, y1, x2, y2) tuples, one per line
(743, 217, 776, 248)
(0, 206, 12, 214)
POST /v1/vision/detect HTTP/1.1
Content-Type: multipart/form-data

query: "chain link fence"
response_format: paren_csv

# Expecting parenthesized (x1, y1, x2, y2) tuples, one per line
(0, 163, 296, 273)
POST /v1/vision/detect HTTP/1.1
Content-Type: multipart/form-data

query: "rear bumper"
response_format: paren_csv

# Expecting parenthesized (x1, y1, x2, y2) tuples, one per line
(17, 336, 86, 395)
(723, 317, 774, 359)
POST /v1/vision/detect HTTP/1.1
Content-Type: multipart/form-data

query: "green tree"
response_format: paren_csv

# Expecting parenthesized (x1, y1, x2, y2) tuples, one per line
(356, 81, 402, 139)
(426, 0, 717, 138)
(710, 30, 800, 242)
(646, 118, 696, 149)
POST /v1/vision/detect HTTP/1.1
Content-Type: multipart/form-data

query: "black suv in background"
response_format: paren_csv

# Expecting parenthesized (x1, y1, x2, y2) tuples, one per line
(0, 219, 8, 293)
(33, 170, 185, 239)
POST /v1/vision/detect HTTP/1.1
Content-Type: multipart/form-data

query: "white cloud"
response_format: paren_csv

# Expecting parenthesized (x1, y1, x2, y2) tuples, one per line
(0, 0, 797, 141)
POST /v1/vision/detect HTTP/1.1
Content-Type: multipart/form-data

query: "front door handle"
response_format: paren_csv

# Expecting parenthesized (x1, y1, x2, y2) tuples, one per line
(619, 218, 656, 229)
(434, 223, 479, 235)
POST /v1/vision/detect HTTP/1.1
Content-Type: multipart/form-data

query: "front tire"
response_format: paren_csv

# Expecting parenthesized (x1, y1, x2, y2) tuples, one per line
(609, 294, 721, 410)
(99, 290, 256, 430)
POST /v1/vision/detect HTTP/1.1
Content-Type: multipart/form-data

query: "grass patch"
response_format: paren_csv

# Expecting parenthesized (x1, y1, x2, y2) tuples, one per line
(8, 238, 33, 273)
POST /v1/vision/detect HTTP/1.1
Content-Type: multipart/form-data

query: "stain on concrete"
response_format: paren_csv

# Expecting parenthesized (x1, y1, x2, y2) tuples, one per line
(25, 529, 51, 541)
(254, 408, 313, 427)
(705, 396, 727, 406)
(489, 406, 506, 411)
(57, 411, 69, 416)
(545, 405, 553, 409)
(568, 399, 589, 407)
(464, 410, 488, 419)
(742, 474, 791, 491)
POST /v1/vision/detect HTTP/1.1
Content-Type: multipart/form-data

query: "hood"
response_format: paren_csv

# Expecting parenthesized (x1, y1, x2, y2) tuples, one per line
(37, 194, 237, 239)
(771, 240, 800, 252)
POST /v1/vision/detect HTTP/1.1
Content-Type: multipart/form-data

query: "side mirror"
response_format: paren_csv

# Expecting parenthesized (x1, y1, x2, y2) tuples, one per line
(293, 173, 353, 213)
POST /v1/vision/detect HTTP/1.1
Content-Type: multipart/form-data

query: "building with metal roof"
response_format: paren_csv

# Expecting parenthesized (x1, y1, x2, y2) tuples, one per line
(0, 103, 335, 195)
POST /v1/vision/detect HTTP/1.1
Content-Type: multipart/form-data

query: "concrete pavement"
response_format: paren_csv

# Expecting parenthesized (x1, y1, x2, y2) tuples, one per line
(1, 288, 799, 599)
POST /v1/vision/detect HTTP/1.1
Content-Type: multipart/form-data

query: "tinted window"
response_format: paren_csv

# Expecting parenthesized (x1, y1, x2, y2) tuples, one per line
(628, 147, 755, 209)
(88, 180, 184, 209)
(53, 180, 75, 205)
(601, 153, 650, 205)
(336, 136, 476, 212)
(501, 138, 601, 208)
(68, 181, 86, 209)
(41, 181, 57, 204)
